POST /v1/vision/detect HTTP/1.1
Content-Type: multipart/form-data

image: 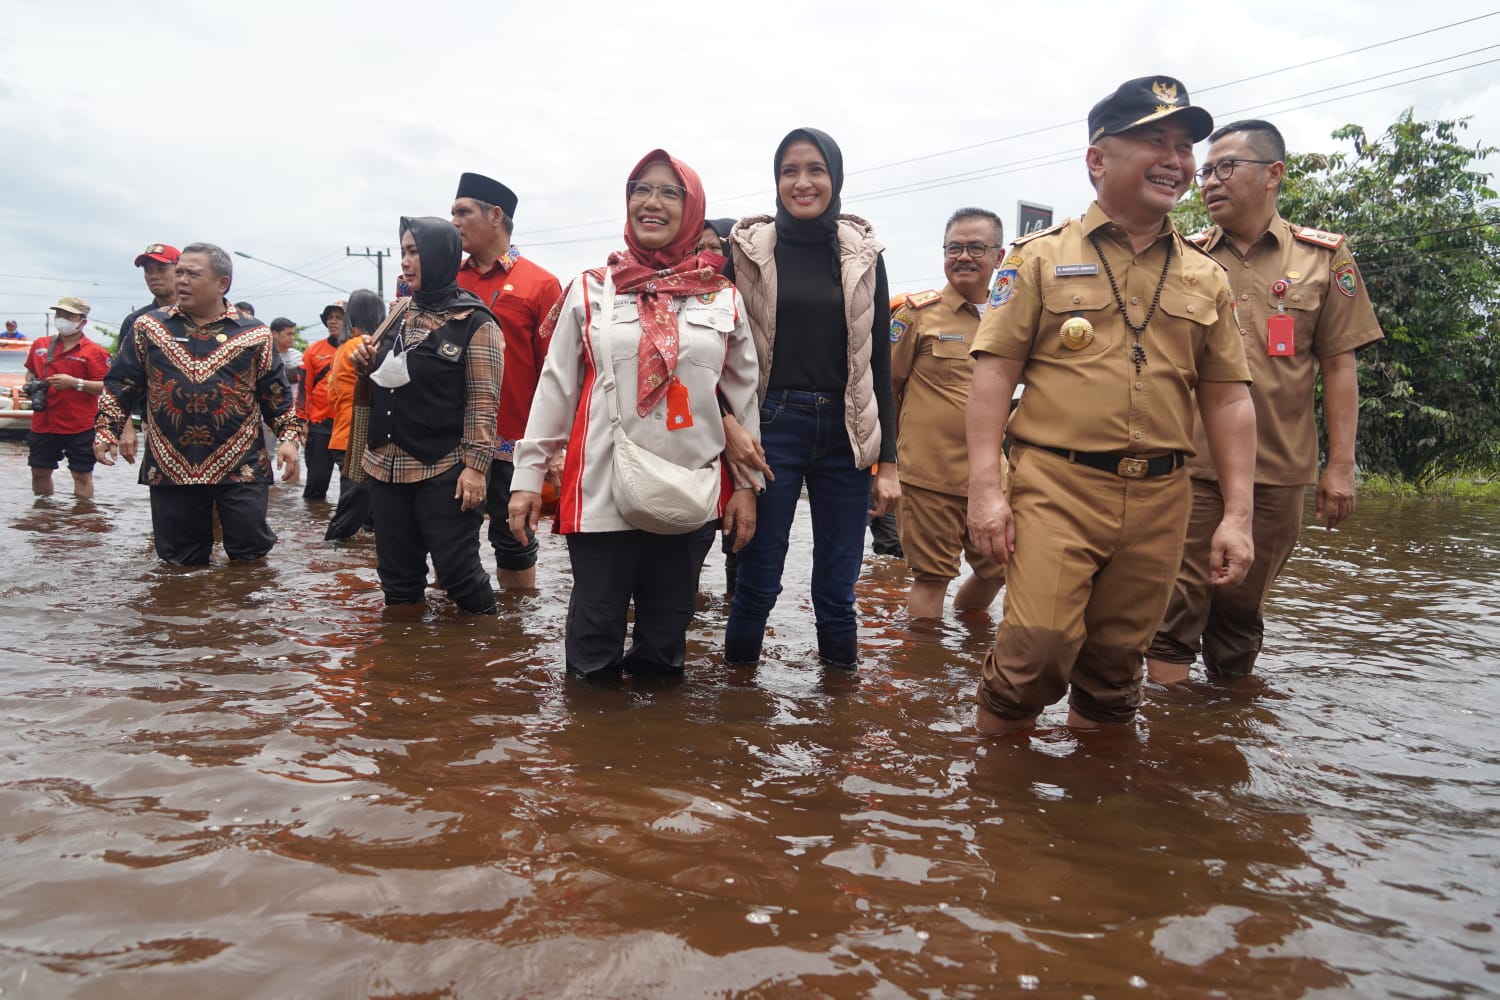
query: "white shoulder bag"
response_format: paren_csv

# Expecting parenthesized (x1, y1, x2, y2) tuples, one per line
(592, 270, 720, 534)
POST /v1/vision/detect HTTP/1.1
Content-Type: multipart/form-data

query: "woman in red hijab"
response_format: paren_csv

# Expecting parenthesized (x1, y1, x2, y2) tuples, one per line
(509, 150, 763, 680)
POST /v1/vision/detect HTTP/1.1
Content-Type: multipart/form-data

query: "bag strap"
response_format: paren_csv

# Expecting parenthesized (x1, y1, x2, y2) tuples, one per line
(591, 270, 624, 431)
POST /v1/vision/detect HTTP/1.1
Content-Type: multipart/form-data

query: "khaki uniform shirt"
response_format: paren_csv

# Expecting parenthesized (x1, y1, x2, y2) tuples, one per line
(972, 202, 1250, 455)
(1185, 214, 1383, 485)
(891, 283, 988, 495)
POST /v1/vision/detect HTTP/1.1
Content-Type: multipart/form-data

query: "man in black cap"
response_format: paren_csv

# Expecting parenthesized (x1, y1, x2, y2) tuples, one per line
(453, 171, 562, 591)
(965, 75, 1257, 732)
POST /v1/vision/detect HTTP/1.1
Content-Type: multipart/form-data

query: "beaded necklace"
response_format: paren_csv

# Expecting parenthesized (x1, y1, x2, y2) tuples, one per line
(1088, 234, 1172, 376)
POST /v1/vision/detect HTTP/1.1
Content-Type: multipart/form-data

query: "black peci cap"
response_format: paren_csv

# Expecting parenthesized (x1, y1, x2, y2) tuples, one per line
(1087, 76, 1213, 144)
(455, 172, 519, 219)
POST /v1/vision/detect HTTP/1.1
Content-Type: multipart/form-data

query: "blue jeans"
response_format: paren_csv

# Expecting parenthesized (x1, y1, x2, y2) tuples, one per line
(724, 389, 871, 666)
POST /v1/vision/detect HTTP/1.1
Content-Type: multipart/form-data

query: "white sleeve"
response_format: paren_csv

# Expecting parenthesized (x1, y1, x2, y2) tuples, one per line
(512, 276, 589, 494)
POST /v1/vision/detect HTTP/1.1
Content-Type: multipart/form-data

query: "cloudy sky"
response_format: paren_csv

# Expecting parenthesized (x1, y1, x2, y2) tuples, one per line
(2, 0, 1496, 336)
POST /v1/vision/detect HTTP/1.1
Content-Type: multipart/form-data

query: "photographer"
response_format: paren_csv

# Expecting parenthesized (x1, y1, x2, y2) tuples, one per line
(25, 296, 111, 500)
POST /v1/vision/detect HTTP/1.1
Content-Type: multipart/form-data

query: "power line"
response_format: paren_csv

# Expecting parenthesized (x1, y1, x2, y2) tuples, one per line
(516, 13, 1500, 238)
(1197, 11, 1499, 94)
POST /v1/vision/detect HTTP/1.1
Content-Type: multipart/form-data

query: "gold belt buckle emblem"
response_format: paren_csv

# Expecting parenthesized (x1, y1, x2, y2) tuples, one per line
(1117, 456, 1149, 478)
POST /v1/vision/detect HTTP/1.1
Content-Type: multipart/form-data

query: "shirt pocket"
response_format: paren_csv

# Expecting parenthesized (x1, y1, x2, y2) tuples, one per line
(1039, 280, 1114, 359)
(1262, 284, 1324, 355)
(679, 302, 734, 380)
(924, 334, 975, 383)
(1156, 286, 1219, 371)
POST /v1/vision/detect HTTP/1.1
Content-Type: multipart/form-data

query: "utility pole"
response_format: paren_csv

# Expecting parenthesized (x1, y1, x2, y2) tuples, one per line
(346, 246, 390, 299)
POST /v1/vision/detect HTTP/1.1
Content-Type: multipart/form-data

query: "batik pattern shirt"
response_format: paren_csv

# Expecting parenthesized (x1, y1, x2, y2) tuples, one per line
(98, 302, 299, 486)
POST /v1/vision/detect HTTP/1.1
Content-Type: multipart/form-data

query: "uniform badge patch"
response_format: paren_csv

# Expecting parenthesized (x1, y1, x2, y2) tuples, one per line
(1334, 261, 1358, 297)
(1003, 254, 1024, 268)
(696, 291, 717, 304)
(890, 317, 908, 343)
(990, 269, 1018, 308)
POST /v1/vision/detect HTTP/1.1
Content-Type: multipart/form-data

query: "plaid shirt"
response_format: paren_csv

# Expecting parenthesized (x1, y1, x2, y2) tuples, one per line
(363, 306, 502, 484)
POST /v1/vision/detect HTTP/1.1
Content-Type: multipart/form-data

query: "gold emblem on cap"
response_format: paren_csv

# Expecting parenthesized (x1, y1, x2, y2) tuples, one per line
(1059, 316, 1094, 350)
(1152, 80, 1180, 104)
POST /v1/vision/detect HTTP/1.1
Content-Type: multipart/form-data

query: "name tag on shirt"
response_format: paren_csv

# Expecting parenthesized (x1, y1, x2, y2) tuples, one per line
(172, 336, 190, 342)
(937, 333, 965, 342)
(1054, 264, 1099, 277)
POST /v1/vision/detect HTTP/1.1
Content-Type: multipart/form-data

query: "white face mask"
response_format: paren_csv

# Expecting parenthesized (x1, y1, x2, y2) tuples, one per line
(53, 316, 82, 335)
(369, 344, 411, 389)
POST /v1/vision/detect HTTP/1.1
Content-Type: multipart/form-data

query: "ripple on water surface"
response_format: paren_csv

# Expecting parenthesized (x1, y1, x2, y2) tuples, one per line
(0, 449, 1497, 996)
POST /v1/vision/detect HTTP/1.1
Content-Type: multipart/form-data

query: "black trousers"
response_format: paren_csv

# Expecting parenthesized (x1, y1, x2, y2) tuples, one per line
(324, 455, 372, 541)
(484, 459, 539, 571)
(369, 465, 495, 615)
(149, 482, 276, 565)
(303, 420, 337, 501)
(564, 522, 717, 678)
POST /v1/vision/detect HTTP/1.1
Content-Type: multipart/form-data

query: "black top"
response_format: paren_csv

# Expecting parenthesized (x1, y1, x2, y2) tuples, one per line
(767, 240, 896, 463)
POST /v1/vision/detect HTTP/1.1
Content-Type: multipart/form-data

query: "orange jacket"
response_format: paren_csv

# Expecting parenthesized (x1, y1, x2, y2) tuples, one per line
(326, 336, 363, 450)
(302, 337, 339, 424)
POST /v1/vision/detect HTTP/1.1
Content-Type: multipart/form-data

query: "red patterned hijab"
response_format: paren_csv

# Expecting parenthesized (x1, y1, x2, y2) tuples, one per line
(611, 149, 730, 416)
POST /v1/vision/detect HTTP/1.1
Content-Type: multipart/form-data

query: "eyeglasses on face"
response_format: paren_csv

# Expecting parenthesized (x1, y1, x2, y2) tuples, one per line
(1195, 158, 1275, 182)
(943, 242, 1000, 259)
(626, 181, 687, 203)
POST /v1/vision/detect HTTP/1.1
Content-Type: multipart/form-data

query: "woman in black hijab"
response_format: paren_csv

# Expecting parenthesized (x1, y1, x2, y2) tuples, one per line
(722, 128, 899, 668)
(351, 216, 503, 616)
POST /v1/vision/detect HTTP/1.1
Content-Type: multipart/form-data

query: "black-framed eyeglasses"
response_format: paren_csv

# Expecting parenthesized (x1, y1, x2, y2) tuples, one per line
(626, 181, 687, 203)
(1195, 158, 1275, 182)
(943, 242, 1000, 259)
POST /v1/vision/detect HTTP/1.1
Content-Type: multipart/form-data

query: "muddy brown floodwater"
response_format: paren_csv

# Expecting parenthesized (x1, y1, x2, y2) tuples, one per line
(0, 442, 1497, 998)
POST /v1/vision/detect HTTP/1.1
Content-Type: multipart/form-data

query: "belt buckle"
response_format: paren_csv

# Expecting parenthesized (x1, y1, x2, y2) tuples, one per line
(1117, 456, 1148, 479)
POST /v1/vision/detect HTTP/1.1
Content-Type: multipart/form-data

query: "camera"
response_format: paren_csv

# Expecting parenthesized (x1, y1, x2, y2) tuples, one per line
(21, 379, 48, 411)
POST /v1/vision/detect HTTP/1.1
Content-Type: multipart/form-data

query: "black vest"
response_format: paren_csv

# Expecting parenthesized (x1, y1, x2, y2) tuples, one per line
(367, 314, 477, 465)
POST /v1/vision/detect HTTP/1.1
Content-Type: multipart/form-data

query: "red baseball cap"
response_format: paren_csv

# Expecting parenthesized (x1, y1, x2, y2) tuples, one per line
(134, 243, 181, 267)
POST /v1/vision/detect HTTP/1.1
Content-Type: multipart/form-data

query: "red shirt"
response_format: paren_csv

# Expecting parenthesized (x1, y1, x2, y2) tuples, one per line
(301, 336, 339, 424)
(457, 247, 562, 457)
(25, 334, 111, 434)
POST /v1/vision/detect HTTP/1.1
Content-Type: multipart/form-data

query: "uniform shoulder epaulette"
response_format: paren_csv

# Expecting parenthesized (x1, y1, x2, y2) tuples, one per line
(1180, 234, 1228, 270)
(1010, 219, 1069, 248)
(1292, 225, 1346, 250)
(904, 289, 942, 310)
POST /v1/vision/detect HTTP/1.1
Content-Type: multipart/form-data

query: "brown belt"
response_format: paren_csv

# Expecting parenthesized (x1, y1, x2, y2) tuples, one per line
(1037, 445, 1184, 479)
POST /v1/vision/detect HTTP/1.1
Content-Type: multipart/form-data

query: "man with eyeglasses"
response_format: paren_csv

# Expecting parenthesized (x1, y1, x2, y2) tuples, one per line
(966, 76, 1256, 733)
(1147, 119, 1384, 685)
(452, 172, 563, 592)
(889, 207, 1009, 620)
(95, 242, 300, 565)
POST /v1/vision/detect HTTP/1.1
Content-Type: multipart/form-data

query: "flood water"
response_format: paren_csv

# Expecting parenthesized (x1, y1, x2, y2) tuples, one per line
(1, 441, 1497, 999)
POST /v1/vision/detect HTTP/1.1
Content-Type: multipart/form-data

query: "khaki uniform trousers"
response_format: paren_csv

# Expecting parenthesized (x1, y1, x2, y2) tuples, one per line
(978, 443, 1192, 724)
(1148, 479, 1305, 679)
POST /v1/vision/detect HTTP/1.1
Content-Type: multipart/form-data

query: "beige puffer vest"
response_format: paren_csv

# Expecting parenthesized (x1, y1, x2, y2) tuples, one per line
(729, 214, 884, 468)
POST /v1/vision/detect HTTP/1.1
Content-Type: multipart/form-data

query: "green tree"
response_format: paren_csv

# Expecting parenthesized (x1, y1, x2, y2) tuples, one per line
(1174, 110, 1500, 483)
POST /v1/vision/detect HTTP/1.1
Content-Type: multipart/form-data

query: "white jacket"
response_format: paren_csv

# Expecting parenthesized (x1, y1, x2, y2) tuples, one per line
(513, 271, 762, 533)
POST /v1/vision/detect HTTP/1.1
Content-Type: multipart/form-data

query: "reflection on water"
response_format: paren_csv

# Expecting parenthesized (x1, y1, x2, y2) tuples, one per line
(0, 444, 1497, 997)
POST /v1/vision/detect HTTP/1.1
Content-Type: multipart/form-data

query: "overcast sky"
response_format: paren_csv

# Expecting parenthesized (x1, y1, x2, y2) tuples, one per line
(2, 0, 1496, 336)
